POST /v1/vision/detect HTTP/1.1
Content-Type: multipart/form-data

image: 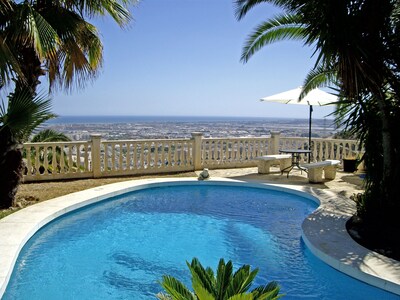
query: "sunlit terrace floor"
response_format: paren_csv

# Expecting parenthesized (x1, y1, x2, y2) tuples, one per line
(15, 166, 364, 207)
(2, 167, 399, 297)
(199, 166, 364, 197)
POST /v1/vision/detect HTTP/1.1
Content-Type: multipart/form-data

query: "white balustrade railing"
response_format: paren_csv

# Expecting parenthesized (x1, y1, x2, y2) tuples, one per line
(202, 137, 270, 169)
(22, 132, 360, 182)
(100, 139, 194, 176)
(23, 141, 92, 181)
(280, 137, 361, 163)
(312, 138, 360, 161)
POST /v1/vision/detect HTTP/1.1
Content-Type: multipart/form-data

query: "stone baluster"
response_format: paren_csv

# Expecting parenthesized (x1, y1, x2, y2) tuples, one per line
(26, 147, 32, 175)
(51, 145, 56, 172)
(167, 141, 172, 167)
(154, 142, 159, 168)
(118, 143, 123, 171)
(83, 144, 88, 171)
(212, 141, 217, 163)
(204, 141, 210, 164)
(148, 143, 152, 168)
(182, 142, 186, 166)
(34, 145, 39, 174)
(126, 143, 131, 170)
(77, 144, 82, 172)
(141, 143, 145, 168)
(252, 139, 257, 159)
(60, 145, 65, 173)
(234, 141, 238, 160)
(160, 142, 165, 168)
(43, 147, 49, 174)
(67, 145, 72, 172)
(133, 143, 138, 169)
(110, 143, 116, 171)
(179, 142, 183, 165)
(318, 141, 323, 161)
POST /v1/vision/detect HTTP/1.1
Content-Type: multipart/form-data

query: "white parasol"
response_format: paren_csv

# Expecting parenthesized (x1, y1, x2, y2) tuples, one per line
(260, 87, 338, 161)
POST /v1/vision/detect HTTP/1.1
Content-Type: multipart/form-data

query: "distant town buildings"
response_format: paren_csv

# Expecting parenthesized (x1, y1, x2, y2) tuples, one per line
(46, 118, 338, 141)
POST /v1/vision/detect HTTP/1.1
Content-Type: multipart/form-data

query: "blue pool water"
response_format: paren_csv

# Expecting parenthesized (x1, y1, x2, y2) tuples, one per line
(4, 184, 399, 299)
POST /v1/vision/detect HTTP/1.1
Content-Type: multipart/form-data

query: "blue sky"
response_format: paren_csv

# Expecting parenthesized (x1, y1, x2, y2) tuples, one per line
(51, 0, 335, 119)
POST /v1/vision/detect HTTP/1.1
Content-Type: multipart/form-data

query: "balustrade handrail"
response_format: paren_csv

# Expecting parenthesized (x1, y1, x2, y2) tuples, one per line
(202, 136, 268, 141)
(22, 132, 359, 182)
(101, 137, 191, 143)
(23, 141, 90, 146)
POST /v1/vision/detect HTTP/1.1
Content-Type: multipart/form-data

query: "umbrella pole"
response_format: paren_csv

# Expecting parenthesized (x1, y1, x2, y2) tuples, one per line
(308, 105, 313, 163)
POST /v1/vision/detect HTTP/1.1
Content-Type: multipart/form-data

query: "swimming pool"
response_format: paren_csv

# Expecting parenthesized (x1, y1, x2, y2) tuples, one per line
(3, 182, 399, 299)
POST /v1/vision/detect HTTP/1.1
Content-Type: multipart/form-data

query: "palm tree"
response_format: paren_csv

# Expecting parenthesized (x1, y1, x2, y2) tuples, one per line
(236, 0, 400, 233)
(0, 0, 135, 93)
(157, 258, 282, 300)
(0, 88, 55, 208)
(0, 0, 136, 208)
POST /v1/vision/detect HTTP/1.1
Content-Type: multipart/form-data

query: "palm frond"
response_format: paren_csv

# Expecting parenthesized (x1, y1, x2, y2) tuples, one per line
(64, 0, 136, 27)
(234, 0, 270, 20)
(100, 0, 132, 27)
(227, 265, 258, 296)
(84, 23, 103, 69)
(191, 280, 215, 300)
(0, 35, 23, 87)
(30, 129, 71, 142)
(216, 259, 233, 298)
(205, 266, 215, 285)
(251, 281, 282, 299)
(42, 7, 103, 91)
(159, 275, 195, 300)
(0, 89, 56, 142)
(0, 0, 12, 14)
(241, 13, 306, 63)
(227, 294, 253, 300)
(301, 64, 337, 96)
(13, 3, 59, 60)
(187, 258, 216, 297)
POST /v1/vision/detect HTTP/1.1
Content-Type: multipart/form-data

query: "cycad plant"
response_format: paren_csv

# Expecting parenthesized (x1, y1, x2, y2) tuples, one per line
(157, 258, 282, 300)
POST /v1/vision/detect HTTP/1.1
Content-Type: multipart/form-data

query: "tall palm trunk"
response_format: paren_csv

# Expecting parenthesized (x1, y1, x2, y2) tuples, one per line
(0, 46, 46, 209)
(0, 129, 24, 209)
(16, 46, 45, 95)
(376, 96, 393, 197)
(374, 96, 399, 227)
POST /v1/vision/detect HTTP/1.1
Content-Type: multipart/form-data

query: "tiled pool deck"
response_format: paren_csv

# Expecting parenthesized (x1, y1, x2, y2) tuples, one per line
(0, 168, 399, 297)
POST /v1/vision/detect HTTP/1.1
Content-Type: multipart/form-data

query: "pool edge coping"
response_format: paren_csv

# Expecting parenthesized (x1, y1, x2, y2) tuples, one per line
(0, 177, 399, 297)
